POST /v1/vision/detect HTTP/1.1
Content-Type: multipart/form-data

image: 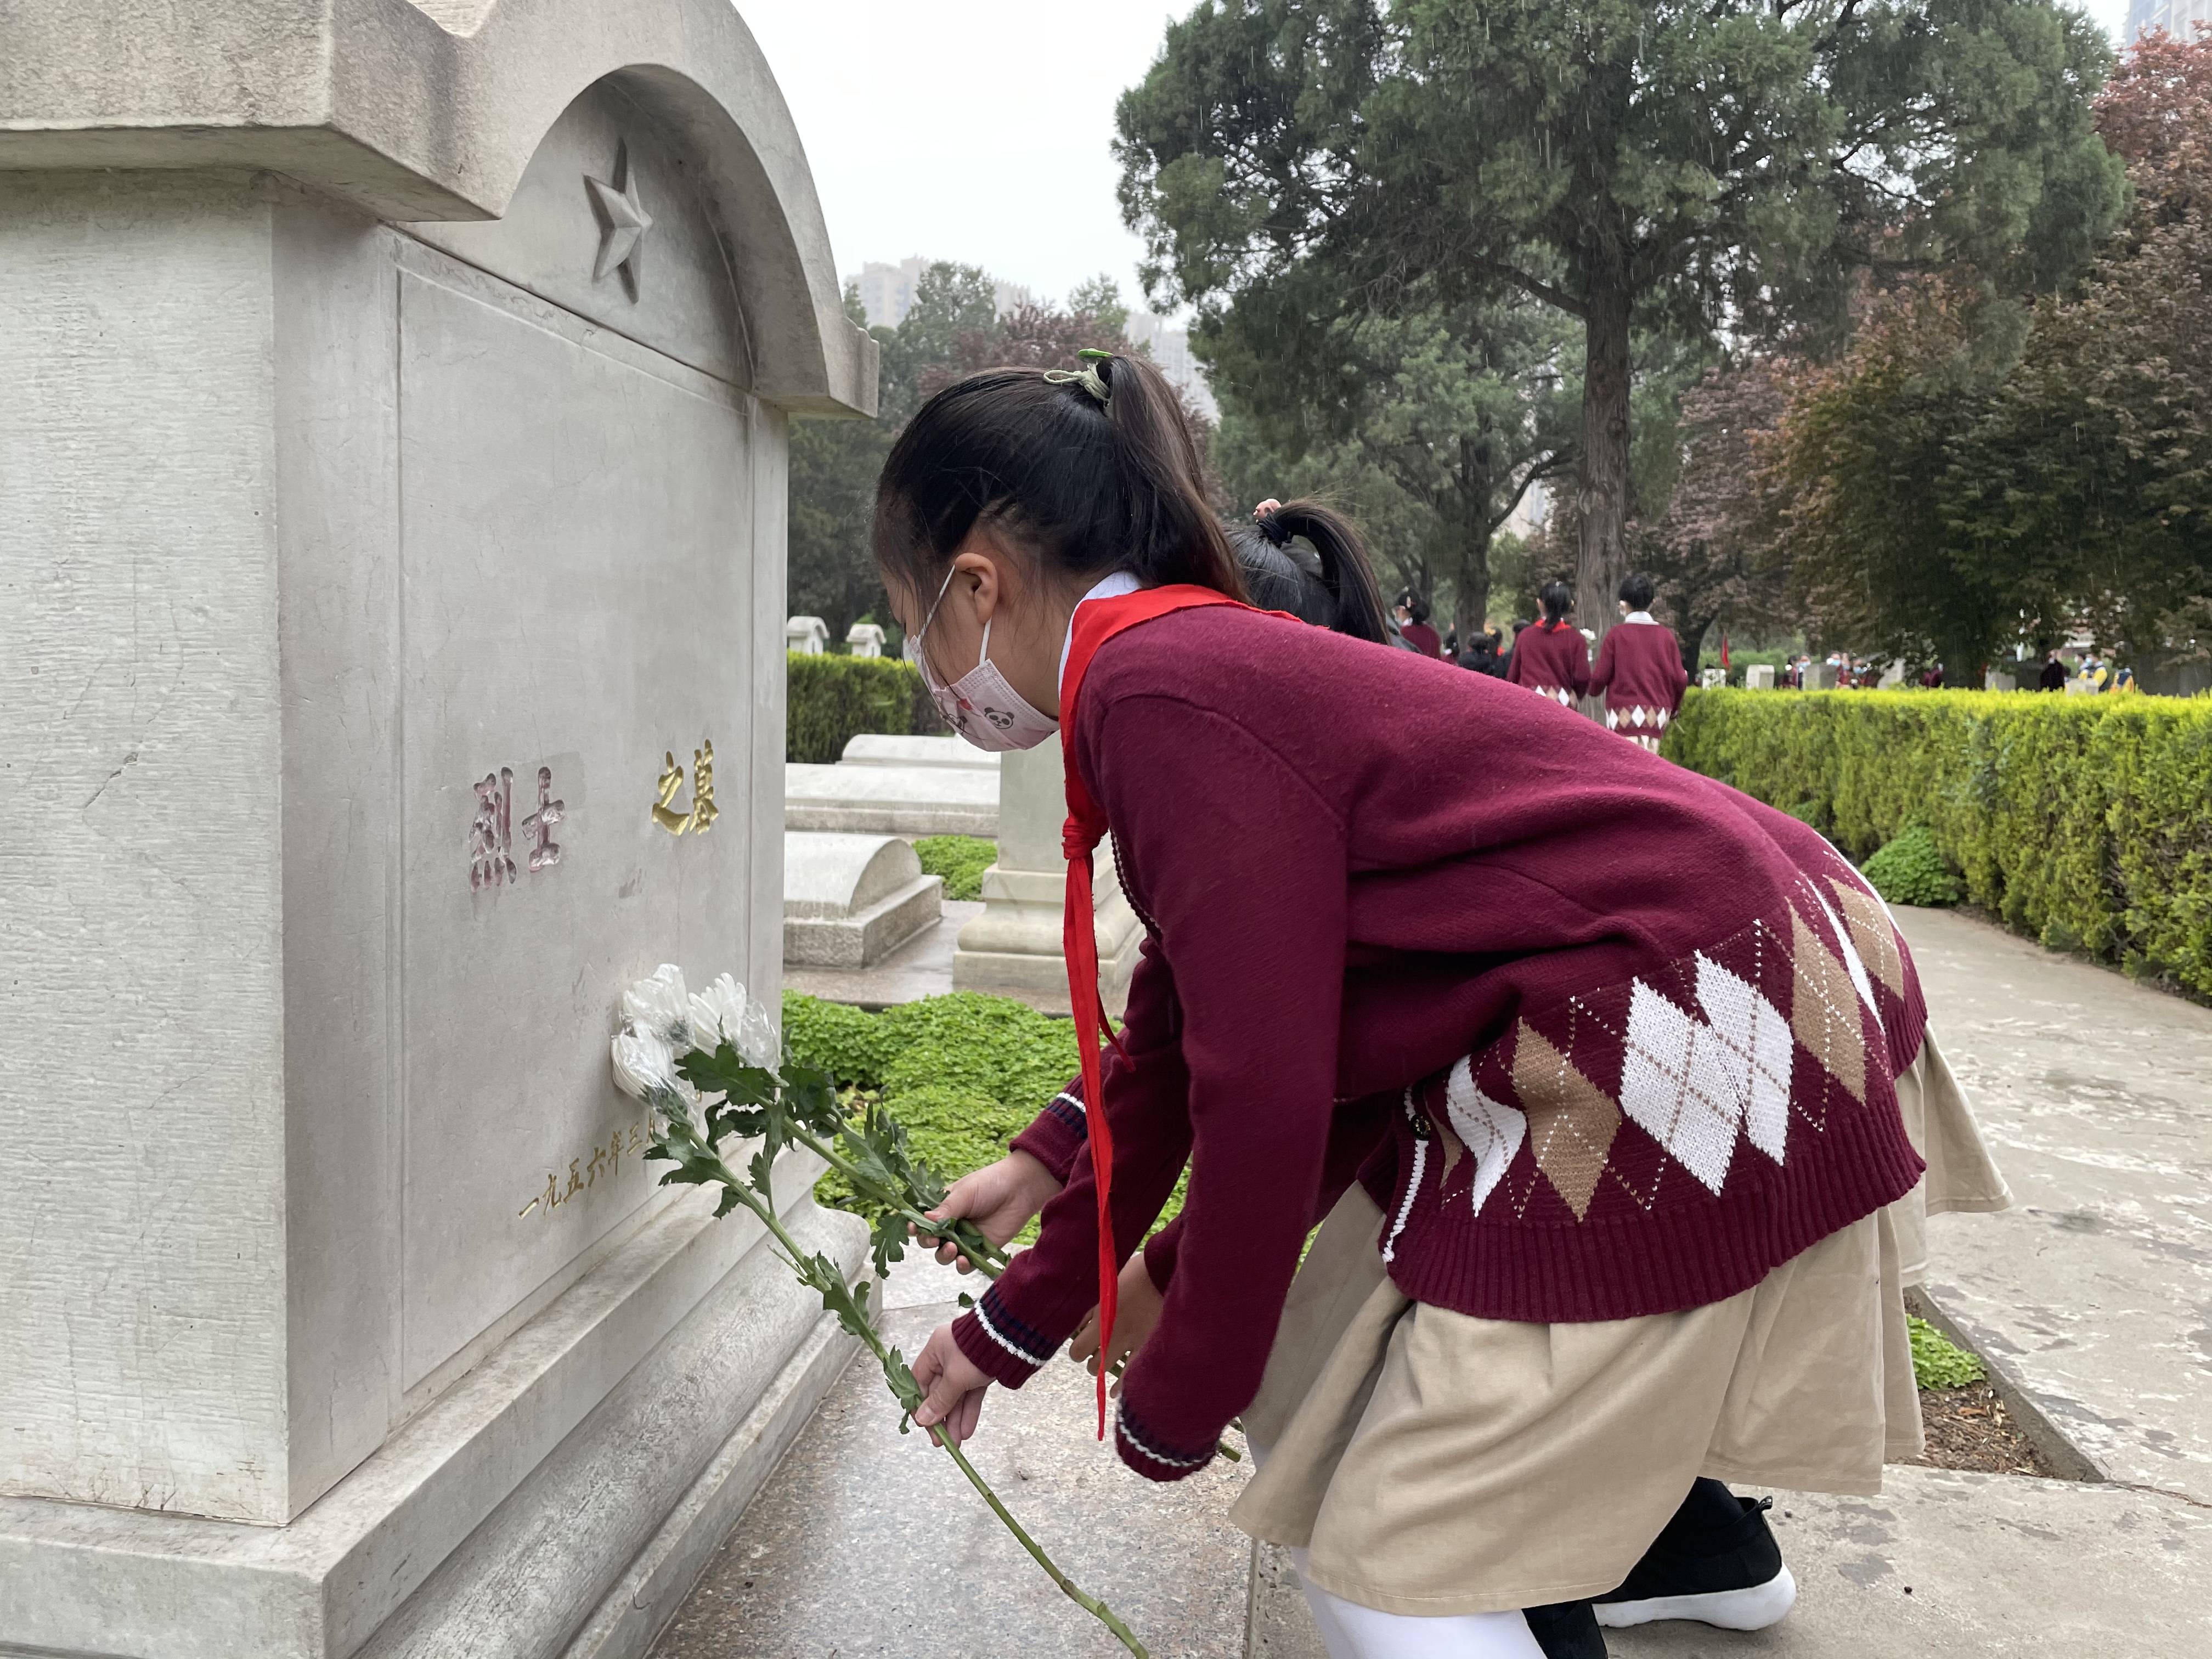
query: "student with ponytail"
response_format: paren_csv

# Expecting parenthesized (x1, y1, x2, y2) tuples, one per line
(1508, 580, 1592, 706)
(1233, 498, 1393, 644)
(890, 350, 1959, 1659)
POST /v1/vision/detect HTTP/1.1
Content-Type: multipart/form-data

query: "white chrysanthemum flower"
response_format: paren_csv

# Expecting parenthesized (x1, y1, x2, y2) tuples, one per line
(610, 1027, 680, 1101)
(686, 973, 748, 1054)
(737, 998, 780, 1069)
(622, 964, 691, 1043)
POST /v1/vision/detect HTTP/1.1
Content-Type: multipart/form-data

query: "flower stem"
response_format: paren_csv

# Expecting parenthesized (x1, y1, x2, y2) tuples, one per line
(785, 1121, 1242, 1464)
(929, 1423, 1150, 1655)
(668, 1130, 1148, 1655)
(791, 1124, 1007, 1278)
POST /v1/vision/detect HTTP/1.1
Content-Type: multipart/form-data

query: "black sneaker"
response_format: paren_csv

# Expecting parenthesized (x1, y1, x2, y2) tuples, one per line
(1593, 1489, 1796, 1630)
(1523, 1600, 1606, 1659)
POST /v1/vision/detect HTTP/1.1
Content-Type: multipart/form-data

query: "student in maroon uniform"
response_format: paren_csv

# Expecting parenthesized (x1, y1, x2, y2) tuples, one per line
(1394, 590, 1444, 659)
(1507, 581, 1592, 707)
(1585, 573, 1690, 752)
(881, 352, 1948, 1659)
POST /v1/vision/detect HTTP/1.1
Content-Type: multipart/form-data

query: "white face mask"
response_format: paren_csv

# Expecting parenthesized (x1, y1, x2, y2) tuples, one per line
(910, 566, 1060, 753)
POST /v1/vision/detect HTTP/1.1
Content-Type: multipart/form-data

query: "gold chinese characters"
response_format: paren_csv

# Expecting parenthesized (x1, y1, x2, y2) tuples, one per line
(518, 1116, 648, 1218)
(652, 738, 718, 836)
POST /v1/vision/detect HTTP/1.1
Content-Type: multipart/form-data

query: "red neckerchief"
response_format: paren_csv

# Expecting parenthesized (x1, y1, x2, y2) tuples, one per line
(1056, 582, 1248, 1437)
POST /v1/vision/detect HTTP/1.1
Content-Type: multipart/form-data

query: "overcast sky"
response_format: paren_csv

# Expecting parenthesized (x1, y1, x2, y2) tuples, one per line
(738, 0, 2137, 318)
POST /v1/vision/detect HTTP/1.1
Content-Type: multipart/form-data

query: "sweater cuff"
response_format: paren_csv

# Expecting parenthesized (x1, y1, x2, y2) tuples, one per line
(1113, 1400, 1219, 1483)
(1008, 1086, 1088, 1188)
(951, 1282, 1059, 1389)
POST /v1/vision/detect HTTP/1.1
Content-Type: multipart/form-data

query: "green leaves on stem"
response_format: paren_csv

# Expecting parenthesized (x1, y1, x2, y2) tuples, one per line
(642, 1045, 1147, 1657)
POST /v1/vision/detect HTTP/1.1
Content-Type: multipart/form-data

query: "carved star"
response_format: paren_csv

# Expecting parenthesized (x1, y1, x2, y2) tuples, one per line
(584, 142, 652, 302)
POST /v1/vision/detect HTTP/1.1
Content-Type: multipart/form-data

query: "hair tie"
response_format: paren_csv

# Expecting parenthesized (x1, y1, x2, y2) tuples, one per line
(1255, 510, 1292, 548)
(1044, 347, 1113, 408)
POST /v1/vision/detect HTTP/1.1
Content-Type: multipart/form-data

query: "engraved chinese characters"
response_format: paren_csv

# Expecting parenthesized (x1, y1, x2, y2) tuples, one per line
(651, 738, 718, 835)
(517, 1114, 648, 1218)
(470, 761, 567, 887)
(522, 765, 565, 870)
(470, 768, 516, 889)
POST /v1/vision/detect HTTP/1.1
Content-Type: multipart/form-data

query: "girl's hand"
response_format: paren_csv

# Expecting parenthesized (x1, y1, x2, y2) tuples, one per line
(910, 1321, 993, 1443)
(1254, 498, 1283, 518)
(911, 1150, 1063, 1272)
(1067, 1250, 1166, 1396)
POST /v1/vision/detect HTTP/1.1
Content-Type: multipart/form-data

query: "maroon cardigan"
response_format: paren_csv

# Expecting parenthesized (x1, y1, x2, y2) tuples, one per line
(1586, 617, 1689, 717)
(951, 607, 1923, 1482)
(1506, 619, 1591, 698)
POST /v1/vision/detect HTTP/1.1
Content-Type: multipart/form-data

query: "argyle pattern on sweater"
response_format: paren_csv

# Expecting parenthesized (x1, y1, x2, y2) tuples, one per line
(1380, 859, 1923, 1273)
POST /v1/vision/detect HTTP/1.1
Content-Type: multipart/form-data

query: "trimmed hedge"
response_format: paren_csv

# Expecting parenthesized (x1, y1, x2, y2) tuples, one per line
(786, 651, 940, 763)
(1665, 689, 2212, 998)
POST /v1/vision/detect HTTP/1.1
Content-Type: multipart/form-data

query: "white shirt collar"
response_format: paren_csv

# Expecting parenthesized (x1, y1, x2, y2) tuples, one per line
(1622, 610, 1657, 625)
(1058, 571, 1143, 689)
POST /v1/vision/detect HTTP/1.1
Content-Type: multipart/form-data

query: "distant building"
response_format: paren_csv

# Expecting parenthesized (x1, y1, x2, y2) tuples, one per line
(2128, 0, 2211, 37)
(1500, 481, 1547, 541)
(849, 255, 1031, 328)
(1125, 311, 1218, 421)
(852, 257, 924, 328)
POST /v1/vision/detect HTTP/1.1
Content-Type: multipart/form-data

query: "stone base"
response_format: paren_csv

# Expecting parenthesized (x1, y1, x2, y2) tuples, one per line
(951, 859, 1143, 999)
(0, 1164, 866, 1659)
(784, 874, 943, 969)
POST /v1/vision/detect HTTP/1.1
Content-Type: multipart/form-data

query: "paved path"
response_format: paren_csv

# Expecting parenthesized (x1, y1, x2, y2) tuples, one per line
(1895, 906, 2212, 1505)
(1251, 1472, 2212, 1658)
(652, 1255, 1254, 1657)
(662, 908, 2212, 1656)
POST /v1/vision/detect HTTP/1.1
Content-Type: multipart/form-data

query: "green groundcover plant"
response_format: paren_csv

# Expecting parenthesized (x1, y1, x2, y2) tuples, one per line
(1666, 689, 2212, 999)
(1861, 825, 1963, 908)
(914, 835, 997, 901)
(783, 990, 1189, 1244)
(612, 968, 1149, 1654)
(1908, 1315, 1987, 1391)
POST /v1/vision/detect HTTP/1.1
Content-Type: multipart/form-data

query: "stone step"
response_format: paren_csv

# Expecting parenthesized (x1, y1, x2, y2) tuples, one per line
(785, 761, 998, 837)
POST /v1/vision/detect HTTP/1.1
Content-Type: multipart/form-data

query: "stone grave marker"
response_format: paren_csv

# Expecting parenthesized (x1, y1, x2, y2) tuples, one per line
(953, 738, 1142, 1002)
(783, 832, 943, 968)
(786, 615, 831, 654)
(0, 5, 874, 1656)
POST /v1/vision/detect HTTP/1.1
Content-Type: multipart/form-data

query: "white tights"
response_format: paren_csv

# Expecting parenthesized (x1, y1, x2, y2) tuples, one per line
(1248, 1441, 1545, 1659)
(1289, 1548, 1545, 1659)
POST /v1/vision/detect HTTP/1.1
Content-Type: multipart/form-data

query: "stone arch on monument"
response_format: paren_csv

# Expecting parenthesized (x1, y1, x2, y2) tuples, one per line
(1, 7, 875, 1656)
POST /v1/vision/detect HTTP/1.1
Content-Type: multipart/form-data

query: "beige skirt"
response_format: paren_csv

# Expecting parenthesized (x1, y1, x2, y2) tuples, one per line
(1229, 1029, 2007, 1618)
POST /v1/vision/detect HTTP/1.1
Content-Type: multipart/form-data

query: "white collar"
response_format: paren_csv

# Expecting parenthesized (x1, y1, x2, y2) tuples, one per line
(1621, 610, 1657, 625)
(1058, 571, 1143, 689)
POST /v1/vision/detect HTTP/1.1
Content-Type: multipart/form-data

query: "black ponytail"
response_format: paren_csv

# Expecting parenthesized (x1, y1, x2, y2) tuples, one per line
(1539, 579, 1573, 624)
(1235, 500, 1392, 646)
(873, 352, 1243, 605)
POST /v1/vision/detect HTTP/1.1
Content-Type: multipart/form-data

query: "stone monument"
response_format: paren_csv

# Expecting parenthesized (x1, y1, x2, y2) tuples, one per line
(0, 5, 876, 1656)
(786, 615, 830, 654)
(1744, 663, 1776, 690)
(953, 740, 1143, 1007)
(844, 621, 887, 658)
